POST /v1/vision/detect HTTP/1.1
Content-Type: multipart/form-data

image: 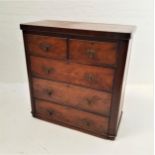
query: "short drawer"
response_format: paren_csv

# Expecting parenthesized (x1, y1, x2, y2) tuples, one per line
(35, 99, 109, 134)
(32, 78, 112, 116)
(69, 39, 118, 66)
(25, 34, 67, 60)
(30, 56, 115, 92)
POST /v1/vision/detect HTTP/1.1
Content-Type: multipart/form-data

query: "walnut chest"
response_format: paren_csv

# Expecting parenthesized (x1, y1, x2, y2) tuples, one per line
(20, 20, 135, 140)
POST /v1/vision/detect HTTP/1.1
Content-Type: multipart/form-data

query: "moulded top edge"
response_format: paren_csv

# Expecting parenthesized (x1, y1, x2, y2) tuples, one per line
(20, 20, 136, 34)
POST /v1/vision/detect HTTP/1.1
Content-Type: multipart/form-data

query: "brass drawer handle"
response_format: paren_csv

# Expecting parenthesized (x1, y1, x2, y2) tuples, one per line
(85, 98, 94, 105)
(47, 110, 55, 116)
(39, 43, 53, 52)
(43, 67, 54, 74)
(85, 49, 96, 58)
(45, 89, 53, 96)
(81, 119, 91, 127)
(85, 73, 96, 82)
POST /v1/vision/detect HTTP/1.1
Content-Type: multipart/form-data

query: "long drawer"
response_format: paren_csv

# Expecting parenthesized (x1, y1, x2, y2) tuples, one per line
(32, 78, 112, 116)
(35, 99, 109, 134)
(30, 56, 115, 92)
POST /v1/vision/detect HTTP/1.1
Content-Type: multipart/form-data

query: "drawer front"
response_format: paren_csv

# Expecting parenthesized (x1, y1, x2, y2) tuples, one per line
(35, 99, 109, 134)
(70, 39, 117, 66)
(25, 34, 67, 60)
(32, 78, 111, 116)
(30, 56, 115, 92)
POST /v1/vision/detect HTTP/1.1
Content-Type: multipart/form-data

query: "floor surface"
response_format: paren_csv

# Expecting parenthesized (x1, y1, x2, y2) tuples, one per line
(0, 83, 153, 155)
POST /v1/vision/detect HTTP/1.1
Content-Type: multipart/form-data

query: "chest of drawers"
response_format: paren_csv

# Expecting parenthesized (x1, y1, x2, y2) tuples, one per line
(20, 20, 135, 140)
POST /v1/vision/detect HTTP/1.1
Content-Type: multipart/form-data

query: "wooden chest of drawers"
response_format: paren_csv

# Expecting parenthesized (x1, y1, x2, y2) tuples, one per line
(20, 20, 135, 140)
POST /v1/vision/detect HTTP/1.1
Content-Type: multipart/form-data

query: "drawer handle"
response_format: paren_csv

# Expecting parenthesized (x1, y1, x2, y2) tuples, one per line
(85, 73, 96, 82)
(81, 119, 91, 127)
(43, 67, 54, 74)
(39, 43, 53, 52)
(85, 49, 96, 58)
(85, 98, 94, 105)
(45, 89, 53, 96)
(47, 110, 55, 116)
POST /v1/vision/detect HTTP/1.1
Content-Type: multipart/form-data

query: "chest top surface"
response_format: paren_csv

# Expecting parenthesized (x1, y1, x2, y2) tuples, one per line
(21, 20, 135, 33)
(20, 20, 135, 40)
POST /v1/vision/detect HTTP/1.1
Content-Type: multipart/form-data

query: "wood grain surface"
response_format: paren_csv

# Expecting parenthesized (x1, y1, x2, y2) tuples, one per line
(35, 99, 109, 134)
(32, 78, 112, 116)
(30, 56, 115, 92)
